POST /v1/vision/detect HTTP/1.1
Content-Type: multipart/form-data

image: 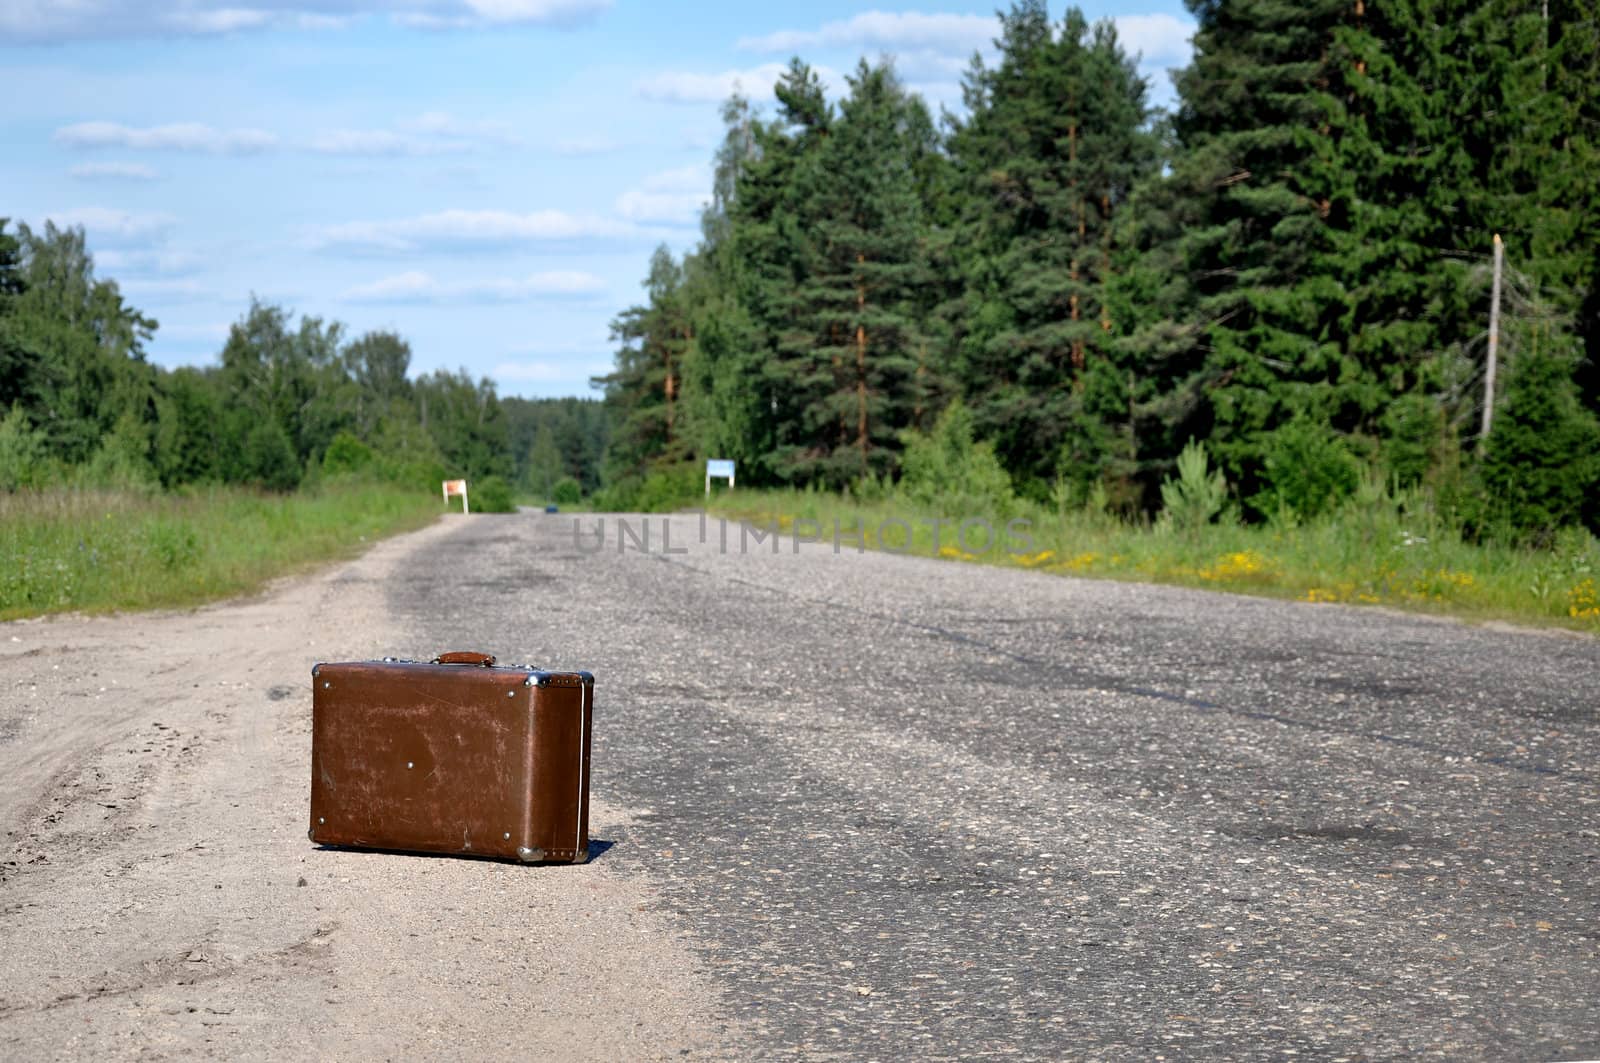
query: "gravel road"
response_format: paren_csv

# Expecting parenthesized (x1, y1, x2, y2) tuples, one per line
(2, 510, 1596, 1060)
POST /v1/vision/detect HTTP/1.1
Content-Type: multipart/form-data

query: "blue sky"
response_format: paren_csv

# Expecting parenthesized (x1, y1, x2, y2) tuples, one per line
(2, 1, 1195, 398)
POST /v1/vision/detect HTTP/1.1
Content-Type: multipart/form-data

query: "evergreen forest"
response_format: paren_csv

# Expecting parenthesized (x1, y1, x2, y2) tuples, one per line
(597, 0, 1600, 541)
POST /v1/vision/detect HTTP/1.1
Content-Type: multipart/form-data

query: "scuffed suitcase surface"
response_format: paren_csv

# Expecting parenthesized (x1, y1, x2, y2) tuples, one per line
(309, 658, 592, 863)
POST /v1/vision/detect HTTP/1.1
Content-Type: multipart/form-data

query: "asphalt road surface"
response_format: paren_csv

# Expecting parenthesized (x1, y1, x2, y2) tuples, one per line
(2, 511, 1596, 1060)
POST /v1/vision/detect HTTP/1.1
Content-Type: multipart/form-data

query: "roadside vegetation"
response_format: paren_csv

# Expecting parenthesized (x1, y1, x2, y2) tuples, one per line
(709, 486, 1600, 634)
(635, 402, 1600, 634)
(0, 480, 436, 621)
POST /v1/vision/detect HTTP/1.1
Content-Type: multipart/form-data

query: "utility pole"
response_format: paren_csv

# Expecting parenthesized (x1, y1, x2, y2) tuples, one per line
(1481, 233, 1504, 442)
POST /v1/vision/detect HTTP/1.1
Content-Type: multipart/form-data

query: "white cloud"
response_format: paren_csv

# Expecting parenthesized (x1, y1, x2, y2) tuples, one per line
(894, 49, 971, 79)
(404, 110, 522, 146)
(311, 209, 637, 253)
(1112, 13, 1194, 66)
(396, 0, 612, 30)
(343, 269, 606, 303)
(164, 7, 273, 34)
(54, 121, 278, 154)
(117, 278, 220, 303)
(903, 80, 964, 108)
(463, 0, 609, 24)
(41, 207, 175, 246)
(69, 161, 161, 181)
(637, 62, 843, 105)
(308, 129, 466, 157)
(614, 165, 709, 225)
(95, 248, 204, 275)
(310, 112, 523, 156)
(58, 115, 524, 161)
(737, 11, 995, 54)
(2, 0, 611, 42)
(731, 10, 1195, 101)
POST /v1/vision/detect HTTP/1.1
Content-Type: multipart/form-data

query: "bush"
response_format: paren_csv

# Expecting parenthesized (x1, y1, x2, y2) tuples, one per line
(637, 463, 704, 511)
(471, 475, 517, 513)
(1379, 394, 1444, 488)
(75, 412, 158, 491)
(243, 419, 301, 492)
(0, 403, 46, 491)
(897, 400, 1016, 516)
(322, 431, 376, 476)
(552, 476, 583, 506)
(1158, 439, 1228, 534)
(1473, 345, 1600, 540)
(588, 475, 640, 512)
(591, 463, 703, 512)
(1253, 419, 1360, 521)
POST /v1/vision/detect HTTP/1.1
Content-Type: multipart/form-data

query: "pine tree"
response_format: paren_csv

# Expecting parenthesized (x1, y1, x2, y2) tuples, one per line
(725, 60, 836, 484)
(777, 60, 933, 486)
(597, 245, 693, 479)
(1475, 340, 1600, 538)
(947, 4, 1158, 492)
(1166, 0, 1357, 497)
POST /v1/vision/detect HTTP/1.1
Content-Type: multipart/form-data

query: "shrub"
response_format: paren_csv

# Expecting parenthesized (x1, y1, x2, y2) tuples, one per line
(897, 400, 1016, 516)
(243, 419, 301, 492)
(1253, 419, 1361, 521)
(0, 402, 45, 491)
(75, 412, 158, 491)
(1158, 439, 1227, 534)
(588, 475, 640, 512)
(471, 475, 517, 513)
(1473, 345, 1600, 540)
(1379, 394, 1444, 488)
(322, 431, 376, 476)
(636, 463, 704, 511)
(552, 476, 583, 506)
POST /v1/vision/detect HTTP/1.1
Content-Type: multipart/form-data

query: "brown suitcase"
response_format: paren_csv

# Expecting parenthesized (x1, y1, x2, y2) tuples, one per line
(309, 651, 592, 863)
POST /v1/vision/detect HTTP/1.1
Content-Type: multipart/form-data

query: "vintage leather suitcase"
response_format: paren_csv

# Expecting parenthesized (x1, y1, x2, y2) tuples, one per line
(309, 651, 592, 863)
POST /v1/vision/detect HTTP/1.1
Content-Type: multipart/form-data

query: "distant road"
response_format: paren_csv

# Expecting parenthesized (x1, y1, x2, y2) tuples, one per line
(2, 511, 1596, 1060)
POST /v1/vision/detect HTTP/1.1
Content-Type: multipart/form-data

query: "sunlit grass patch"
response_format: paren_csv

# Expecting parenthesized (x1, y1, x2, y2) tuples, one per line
(709, 489, 1600, 635)
(1, 481, 438, 621)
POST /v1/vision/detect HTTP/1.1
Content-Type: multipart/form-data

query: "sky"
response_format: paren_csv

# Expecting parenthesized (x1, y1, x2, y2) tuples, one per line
(2, 1, 1196, 398)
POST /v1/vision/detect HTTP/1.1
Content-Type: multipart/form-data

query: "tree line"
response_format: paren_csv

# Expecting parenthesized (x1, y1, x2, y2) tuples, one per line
(0, 220, 607, 501)
(597, 0, 1600, 538)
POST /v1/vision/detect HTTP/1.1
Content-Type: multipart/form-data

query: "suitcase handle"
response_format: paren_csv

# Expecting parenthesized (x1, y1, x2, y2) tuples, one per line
(432, 651, 497, 666)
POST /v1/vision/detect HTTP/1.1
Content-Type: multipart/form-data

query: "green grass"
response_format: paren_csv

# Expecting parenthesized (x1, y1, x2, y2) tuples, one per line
(709, 489, 1600, 635)
(1, 480, 440, 621)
